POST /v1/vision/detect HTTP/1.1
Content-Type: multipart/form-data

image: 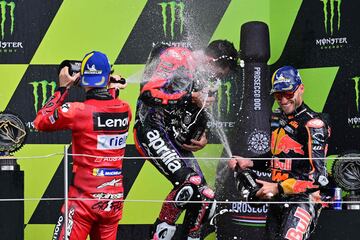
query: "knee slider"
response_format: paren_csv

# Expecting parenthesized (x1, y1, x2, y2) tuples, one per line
(174, 184, 195, 208)
(174, 174, 203, 208)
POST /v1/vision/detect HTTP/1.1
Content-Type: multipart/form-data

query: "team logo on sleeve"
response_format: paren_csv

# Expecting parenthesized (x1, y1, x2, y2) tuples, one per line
(61, 103, 70, 112)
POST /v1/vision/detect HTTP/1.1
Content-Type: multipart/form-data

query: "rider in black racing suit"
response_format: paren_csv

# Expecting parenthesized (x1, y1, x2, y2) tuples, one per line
(231, 66, 331, 240)
(264, 102, 330, 240)
(133, 44, 217, 240)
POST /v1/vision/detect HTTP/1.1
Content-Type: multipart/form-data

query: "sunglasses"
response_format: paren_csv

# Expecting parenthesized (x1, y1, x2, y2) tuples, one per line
(273, 85, 300, 100)
(274, 91, 296, 100)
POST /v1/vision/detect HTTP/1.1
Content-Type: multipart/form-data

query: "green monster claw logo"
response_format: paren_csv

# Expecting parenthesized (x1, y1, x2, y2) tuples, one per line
(322, 0, 342, 35)
(158, 1, 185, 39)
(217, 81, 232, 116)
(29, 81, 56, 113)
(0, 0, 15, 40)
(351, 77, 360, 112)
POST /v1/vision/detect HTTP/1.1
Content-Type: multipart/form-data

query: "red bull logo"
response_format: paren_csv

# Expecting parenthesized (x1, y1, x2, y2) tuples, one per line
(285, 207, 311, 240)
(271, 128, 304, 155)
(272, 158, 292, 170)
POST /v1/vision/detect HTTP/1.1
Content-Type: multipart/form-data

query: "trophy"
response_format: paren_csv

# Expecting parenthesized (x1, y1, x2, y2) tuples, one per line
(0, 111, 27, 170)
(0, 111, 27, 239)
(332, 153, 360, 210)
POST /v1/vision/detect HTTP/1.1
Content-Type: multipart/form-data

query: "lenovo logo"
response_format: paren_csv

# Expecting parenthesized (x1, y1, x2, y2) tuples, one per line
(93, 112, 129, 131)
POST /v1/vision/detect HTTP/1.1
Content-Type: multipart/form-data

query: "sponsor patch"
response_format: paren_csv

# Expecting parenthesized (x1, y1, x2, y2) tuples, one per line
(93, 168, 122, 176)
(97, 178, 122, 189)
(202, 187, 215, 199)
(61, 103, 70, 112)
(94, 156, 123, 163)
(91, 192, 123, 199)
(312, 145, 324, 150)
(306, 119, 324, 128)
(49, 115, 55, 124)
(285, 207, 311, 240)
(91, 200, 123, 213)
(189, 175, 202, 186)
(284, 125, 294, 134)
(93, 112, 129, 131)
(97, 133, 127, 150)
(318, 175, 329, 187)
(146, 129, 182, 173)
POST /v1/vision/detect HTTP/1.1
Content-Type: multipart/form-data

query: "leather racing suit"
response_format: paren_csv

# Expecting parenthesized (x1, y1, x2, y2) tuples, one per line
(256, 103, 330, 240)
(133, 46, 216, 239)
(34, 87, 131, 240)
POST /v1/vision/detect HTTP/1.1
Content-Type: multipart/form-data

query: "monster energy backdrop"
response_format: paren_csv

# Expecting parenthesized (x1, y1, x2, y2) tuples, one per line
(1, 0, 360, 239)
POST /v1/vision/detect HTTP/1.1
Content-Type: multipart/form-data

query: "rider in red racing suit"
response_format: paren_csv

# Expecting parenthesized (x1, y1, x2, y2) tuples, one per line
(230, 66, 331, 240)
(34, 51, 131, 240)
(134, 44, 221, 240)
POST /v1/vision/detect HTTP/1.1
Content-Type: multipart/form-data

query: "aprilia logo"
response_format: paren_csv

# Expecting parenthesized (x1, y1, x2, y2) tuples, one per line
(147, 129, 182, 173)
(93, 112, 129, 131)
(0, 0, 15, 40)
(29, 80, 56, 113)
(158, 1, 185, 39)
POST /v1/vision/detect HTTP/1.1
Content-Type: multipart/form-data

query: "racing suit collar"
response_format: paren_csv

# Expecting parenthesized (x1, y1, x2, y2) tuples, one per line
(86, 88, 113, 100)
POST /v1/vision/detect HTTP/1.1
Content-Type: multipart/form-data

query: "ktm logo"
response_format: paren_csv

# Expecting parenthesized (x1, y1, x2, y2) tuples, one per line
(158, 1, 185, 39)
(0, 0, 15, 40)
(321, 0, 342, 35)
(29, 80, 56, 113)
(289, 121, 299, 129)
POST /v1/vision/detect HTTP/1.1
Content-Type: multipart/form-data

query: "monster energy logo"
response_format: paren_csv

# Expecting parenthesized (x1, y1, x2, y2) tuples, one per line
(217, 81, 232, 116)
(321, 0, 342, 36)
(351, 77, 360, 112)
(158, 1, 184, 39)
(29, 80, 56, 113)
(0, 0, 15, 40)
(348, 76, 360, 128)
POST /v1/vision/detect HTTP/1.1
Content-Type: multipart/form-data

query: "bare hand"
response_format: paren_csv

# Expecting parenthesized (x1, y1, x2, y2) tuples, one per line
(109, 74, 127, 89)
(182, 132, 207, 152)
(191, 91, 215, 108)
(255, 179, 279, 199)
(59, 67, 80, 89)
(228, 156, 254, 170)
